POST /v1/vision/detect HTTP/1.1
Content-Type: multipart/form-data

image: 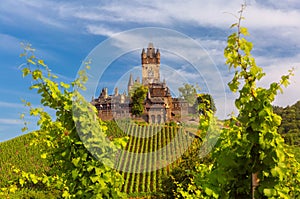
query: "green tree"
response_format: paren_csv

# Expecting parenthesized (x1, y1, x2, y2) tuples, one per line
(178, 83, 200, 106)
(274, 101, 300, 145)
(130, 83, 148, 116)
(195, 93, 216, 115)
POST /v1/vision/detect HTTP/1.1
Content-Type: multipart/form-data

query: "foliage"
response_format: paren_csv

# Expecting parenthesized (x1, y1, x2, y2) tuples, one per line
(194, 93, 217, 115)
(113, 123, 196, 196)
(0, 44, 127, 198)
(1, 187, 61, 199)
(178, 83, 200, 106)
(288, 145, 300, 162)
(0, 132, 49, 187)
(0, 132, 61, 198)
(273, 101, 300, 145)
(130, 83, 148, 116)
(175, 5, 300, 199)
(159, 138, 208, 198)
(104, 120, 128, 139)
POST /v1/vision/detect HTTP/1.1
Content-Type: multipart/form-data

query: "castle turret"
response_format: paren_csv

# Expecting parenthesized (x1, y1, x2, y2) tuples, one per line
(142, 43, 160, 85)
(99, 88, 108, 99)
(114, 87, 119, 96)
(156, 49, 160, 64)
(104, 88, 108, 98)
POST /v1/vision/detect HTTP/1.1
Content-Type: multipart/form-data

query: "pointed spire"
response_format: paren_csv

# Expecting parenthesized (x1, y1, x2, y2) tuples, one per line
(128, 73, 134, 86)
(128, 73, 134, 94)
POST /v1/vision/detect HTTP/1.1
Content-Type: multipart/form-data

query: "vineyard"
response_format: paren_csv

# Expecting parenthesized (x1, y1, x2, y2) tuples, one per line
(110, 121, 198, 196)
(0, 132, 49, 187)
(1, 7, 300, 197)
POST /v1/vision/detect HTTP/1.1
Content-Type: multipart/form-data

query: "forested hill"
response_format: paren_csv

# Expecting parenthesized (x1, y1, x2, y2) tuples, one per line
(273, 100, 300, 145)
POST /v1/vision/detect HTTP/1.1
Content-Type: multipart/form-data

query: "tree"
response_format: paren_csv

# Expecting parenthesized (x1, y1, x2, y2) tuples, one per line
(130, 83, 148, 116)
(274, 101, 300, 145)
(195, 93, 216, 115)
(178, 83, 200, 106)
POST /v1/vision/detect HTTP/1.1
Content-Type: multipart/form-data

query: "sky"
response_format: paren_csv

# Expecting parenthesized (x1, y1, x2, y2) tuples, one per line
(0, 0, 300, 142)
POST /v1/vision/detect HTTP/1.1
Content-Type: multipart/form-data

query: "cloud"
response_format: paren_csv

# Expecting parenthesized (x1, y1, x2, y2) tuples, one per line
(86, 25, 119, 37)
(255, 53, 300, 107)
(2, 1, 300, 52)
(0, 101, 25, 108)
(0, 0, 65, 29)
(0, 34, 22, 55)
(0, 118, 23, 125)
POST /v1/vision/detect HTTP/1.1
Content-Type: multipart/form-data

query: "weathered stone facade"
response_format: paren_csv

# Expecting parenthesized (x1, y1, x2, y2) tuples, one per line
(91, 43, 190, 124)
(141, 43, 160, 85)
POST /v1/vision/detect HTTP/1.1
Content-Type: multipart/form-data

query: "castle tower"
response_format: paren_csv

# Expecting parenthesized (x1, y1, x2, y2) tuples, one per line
(141, 43, 160, 85)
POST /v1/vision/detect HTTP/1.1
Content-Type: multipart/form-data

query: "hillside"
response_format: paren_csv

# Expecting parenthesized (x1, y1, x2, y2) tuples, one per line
(0, 132, 49, 186)
(274, 100, 300, 145)
(1, 121, 299, 198)
(0, 122, 200, 198)
(117, 123, 197, 196)
(0, 132, 61, 198)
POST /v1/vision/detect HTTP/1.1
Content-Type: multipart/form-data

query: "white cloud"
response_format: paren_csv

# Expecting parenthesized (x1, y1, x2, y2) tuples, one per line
(86, 25, 119, 37)
(0, 34, 22, 55)
(0, 101, 25, 108)
(255, 53, 300, 107)
(0, 118, 23, 125)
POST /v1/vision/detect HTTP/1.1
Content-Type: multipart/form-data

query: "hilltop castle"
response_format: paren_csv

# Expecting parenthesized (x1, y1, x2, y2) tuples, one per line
(91, 43, 191, 124)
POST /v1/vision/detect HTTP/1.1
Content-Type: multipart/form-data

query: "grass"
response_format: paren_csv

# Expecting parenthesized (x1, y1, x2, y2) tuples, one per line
(0, 132, 61, 198)
(0, 132, 50, 186)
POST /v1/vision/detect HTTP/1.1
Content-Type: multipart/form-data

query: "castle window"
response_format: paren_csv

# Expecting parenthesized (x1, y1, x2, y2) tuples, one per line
(157, 115, 161, 123)
(151, 115, 155, 123)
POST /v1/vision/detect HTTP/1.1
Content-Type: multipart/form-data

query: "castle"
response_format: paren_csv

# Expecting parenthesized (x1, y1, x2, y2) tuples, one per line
(91, 43, 191, 124)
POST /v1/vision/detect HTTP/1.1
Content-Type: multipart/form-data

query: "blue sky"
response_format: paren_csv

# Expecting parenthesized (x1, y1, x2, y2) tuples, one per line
(0, 0, 300, 141)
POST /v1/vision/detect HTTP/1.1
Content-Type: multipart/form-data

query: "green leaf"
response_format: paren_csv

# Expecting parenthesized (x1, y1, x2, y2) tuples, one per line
(30, 174, 38, 184)
(230, 23, 238, 28)
(19, 178, 25, 186)
(90, 175, 99, 183)
(240, 27, 249, 36)
(60, 82, 70, 89)
(62, 191, 71, 198)
(264, 188, 277, 197)
(22, 68, 30, 77)
(72, 157, 80, 167)
(72, 169, 78, 180)
(32, 70, 42, 80)
(41, 153, 47, 159)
